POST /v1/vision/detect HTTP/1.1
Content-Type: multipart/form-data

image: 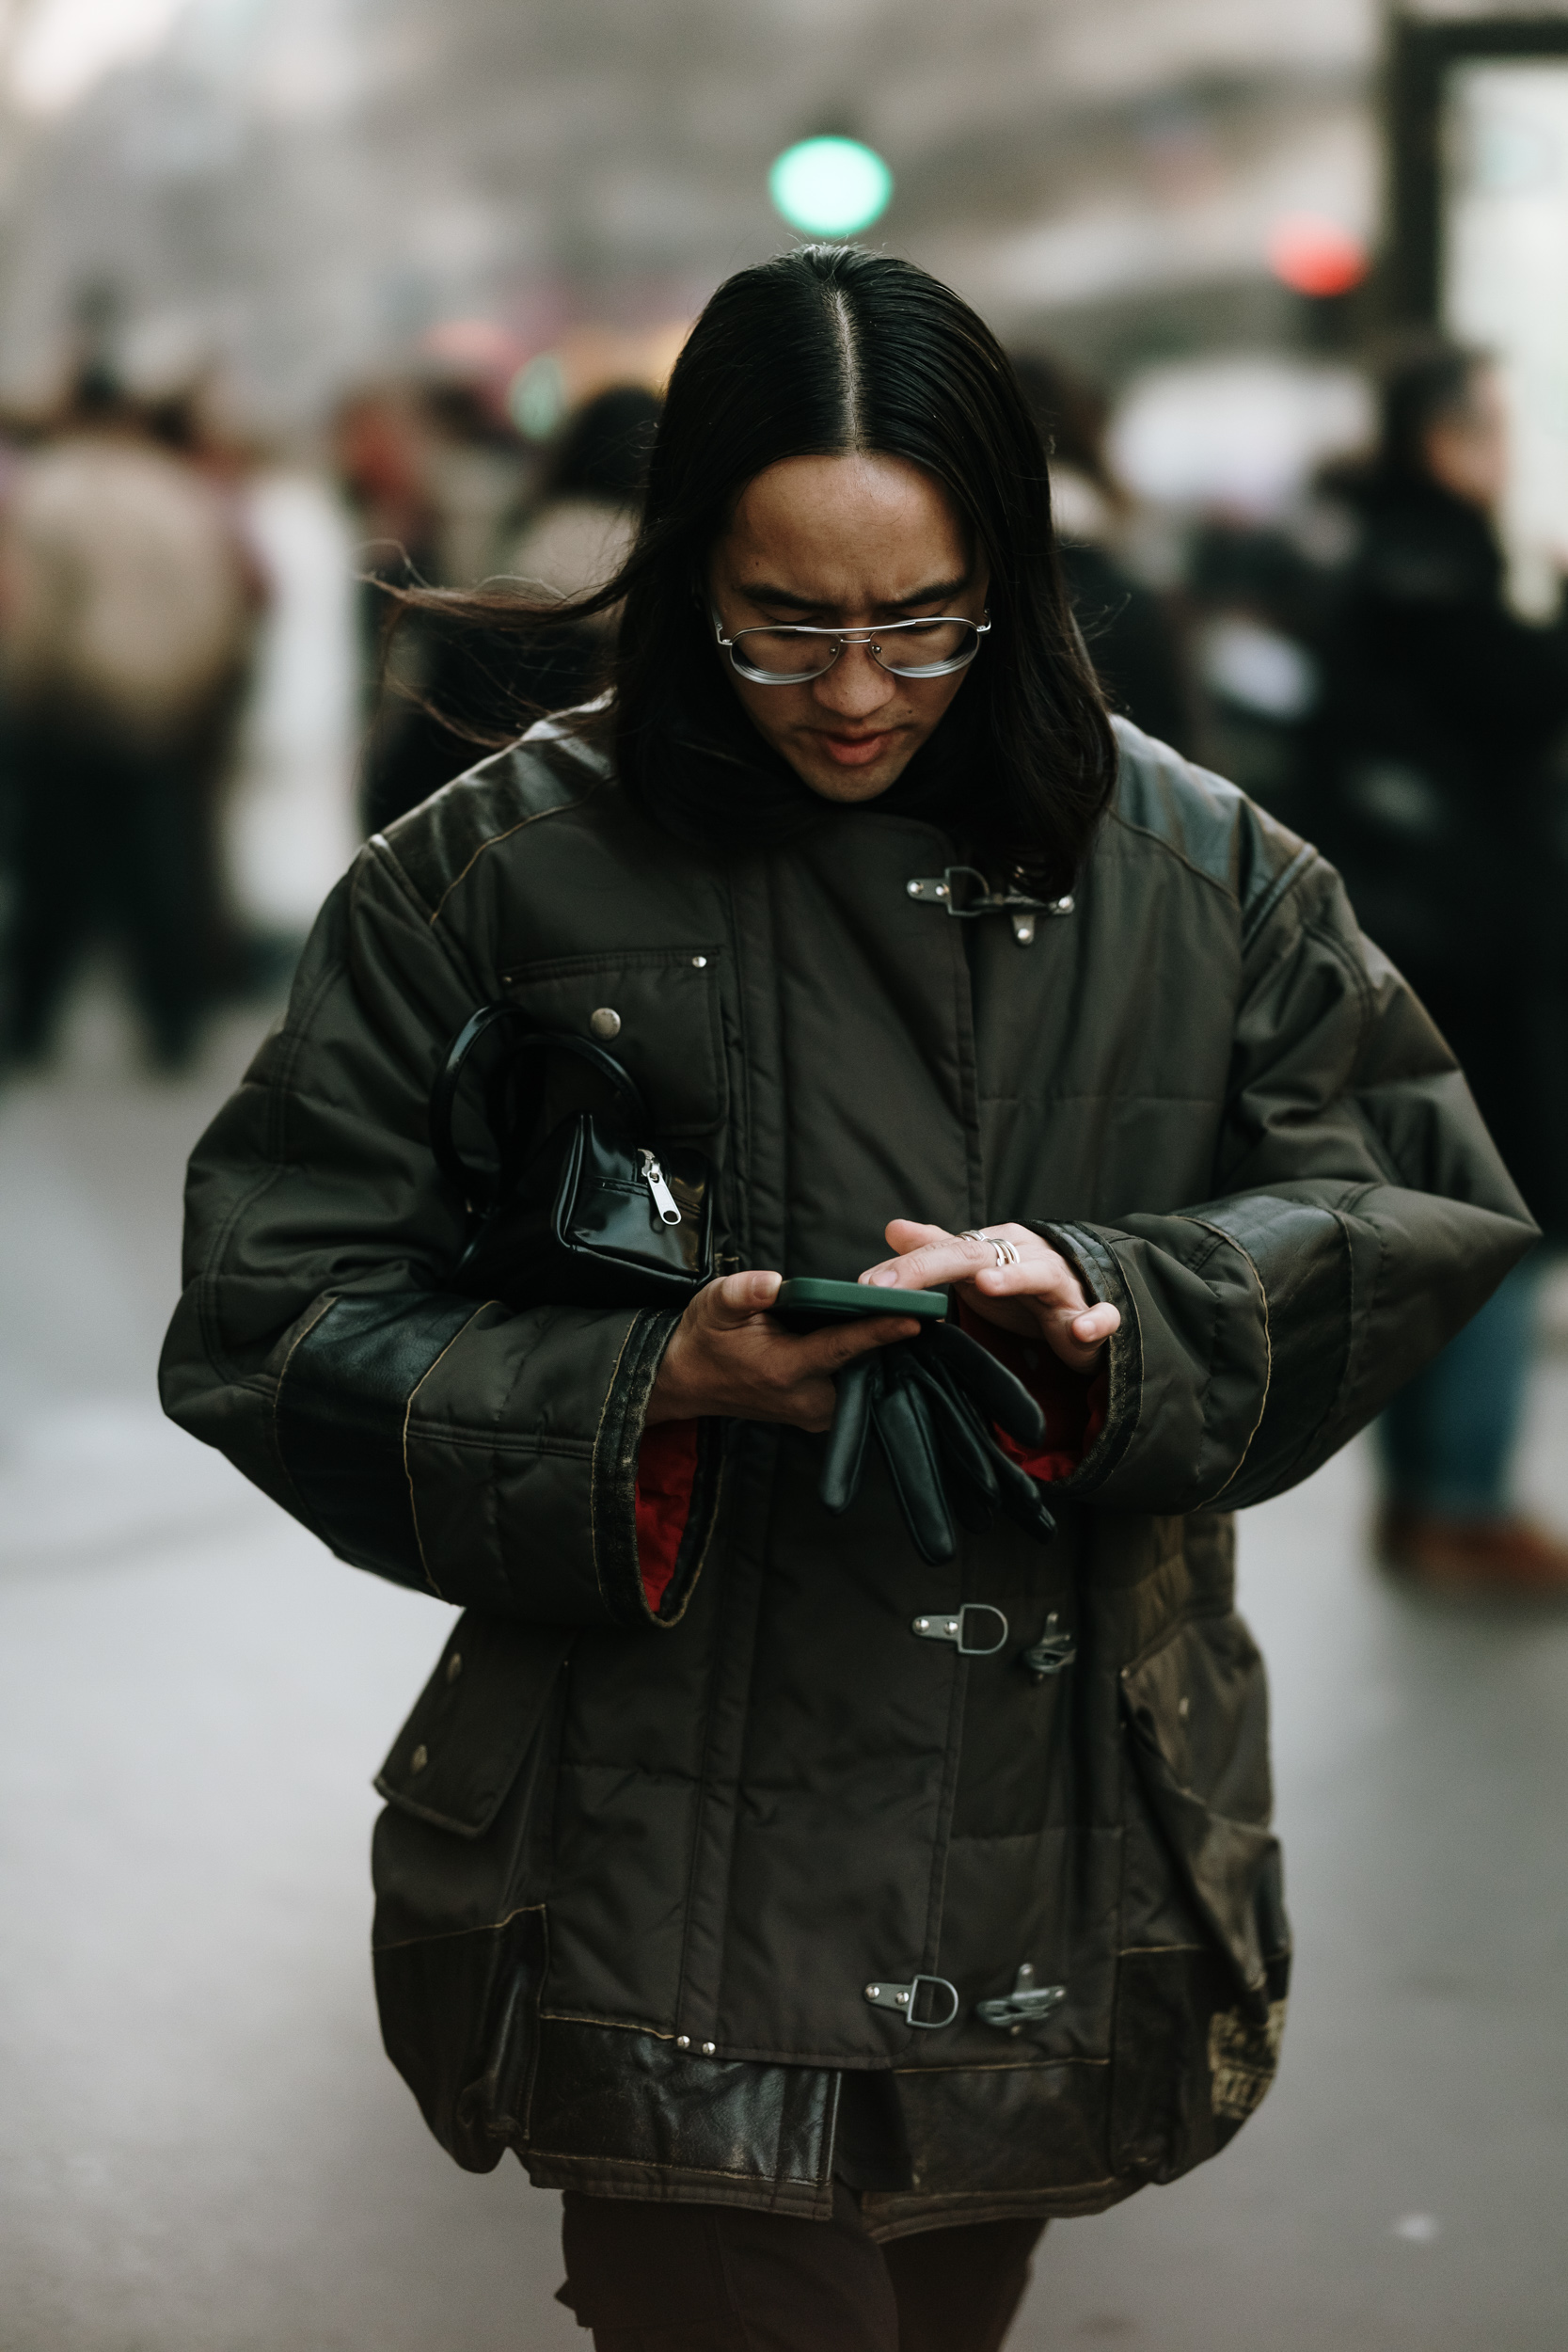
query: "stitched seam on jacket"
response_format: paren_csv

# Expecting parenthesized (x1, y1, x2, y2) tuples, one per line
(372, 1899, 545, 1955)
(402, 1426, 594, 1458)
(268, 1294, 341, 1524)
(196, 944, 341, 1385)
(424, 787, 596, 928)
(1104, 807, 1242, 908)
(588, 1313, 641, 1620)
(1240, 844, 1316, 955)
(1171, 1217, 1271, 1500)
(401, 1306, 490, 1600)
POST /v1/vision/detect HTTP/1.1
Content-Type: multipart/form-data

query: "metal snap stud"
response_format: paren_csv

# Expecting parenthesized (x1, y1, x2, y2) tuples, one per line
(701, 2041, 717, 2057)
(410, 1744, 428, 1772)
(676, 2035, 690, 2049)
(691, 955, 707, 968)
(445, 1653, 462, 1684)
(590, 1007, 622, 1040)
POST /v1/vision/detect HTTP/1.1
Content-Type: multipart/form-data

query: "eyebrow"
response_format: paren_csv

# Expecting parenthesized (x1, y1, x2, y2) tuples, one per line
(740, 574, 971, 614)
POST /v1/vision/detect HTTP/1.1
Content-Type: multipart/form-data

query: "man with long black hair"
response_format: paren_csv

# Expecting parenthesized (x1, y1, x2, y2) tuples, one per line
(163, 251, 1532, 2349)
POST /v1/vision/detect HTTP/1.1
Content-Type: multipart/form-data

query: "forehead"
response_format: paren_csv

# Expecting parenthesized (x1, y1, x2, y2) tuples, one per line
(719, 453, 969, 597)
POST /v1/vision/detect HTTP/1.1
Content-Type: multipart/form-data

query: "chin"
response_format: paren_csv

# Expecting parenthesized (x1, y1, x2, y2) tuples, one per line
(804, 766, 900, 804)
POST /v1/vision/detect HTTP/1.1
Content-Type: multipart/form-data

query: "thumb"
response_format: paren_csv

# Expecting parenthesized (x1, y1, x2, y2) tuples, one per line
(706, 1268, 781, 1324)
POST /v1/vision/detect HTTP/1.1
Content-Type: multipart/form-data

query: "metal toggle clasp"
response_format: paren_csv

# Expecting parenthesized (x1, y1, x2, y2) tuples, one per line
(912, 1604, 1009, 1657)
(864, 1973, 961, 2029)
(1021, 1612, 1077, 1682)
(639, 1148, 683, 1226)
(975, 1962, 1067, 2036)
(906, 867, 1074, 950)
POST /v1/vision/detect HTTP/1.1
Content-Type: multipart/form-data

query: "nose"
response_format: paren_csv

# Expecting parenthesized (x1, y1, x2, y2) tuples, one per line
(811, 639, 896, 722)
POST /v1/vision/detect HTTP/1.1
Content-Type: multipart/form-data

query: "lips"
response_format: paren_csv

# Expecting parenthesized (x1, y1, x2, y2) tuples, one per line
(815, 730, 895, 768)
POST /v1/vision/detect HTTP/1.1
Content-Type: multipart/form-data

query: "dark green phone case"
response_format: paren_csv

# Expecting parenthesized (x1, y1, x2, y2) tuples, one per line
(771, 1277, 949, 1331)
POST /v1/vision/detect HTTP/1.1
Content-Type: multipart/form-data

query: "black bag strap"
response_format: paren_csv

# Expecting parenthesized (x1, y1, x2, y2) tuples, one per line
(429, 1003, 650, 1202)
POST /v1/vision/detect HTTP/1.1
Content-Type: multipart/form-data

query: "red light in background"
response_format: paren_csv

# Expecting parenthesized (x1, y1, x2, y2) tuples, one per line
(1267, 215, 1370, 298)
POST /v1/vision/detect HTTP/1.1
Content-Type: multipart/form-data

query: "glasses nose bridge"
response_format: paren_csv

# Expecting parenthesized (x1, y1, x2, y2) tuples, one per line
(818, 627, 892, 679)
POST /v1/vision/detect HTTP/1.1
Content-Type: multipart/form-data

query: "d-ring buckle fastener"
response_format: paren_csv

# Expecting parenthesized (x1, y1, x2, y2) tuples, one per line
(863, 1974, 961, 2029)
(911, 1605, 1009, 1657)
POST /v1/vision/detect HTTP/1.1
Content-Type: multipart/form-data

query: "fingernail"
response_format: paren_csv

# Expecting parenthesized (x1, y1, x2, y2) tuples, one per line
(867, 1270, 897, 1287)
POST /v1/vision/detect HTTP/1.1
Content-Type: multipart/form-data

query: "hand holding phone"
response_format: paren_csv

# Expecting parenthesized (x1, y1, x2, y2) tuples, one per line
(770, 1276, 948, 1332)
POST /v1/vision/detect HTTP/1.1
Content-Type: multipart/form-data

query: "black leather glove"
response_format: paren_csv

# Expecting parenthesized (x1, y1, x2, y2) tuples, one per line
(819, 1319, 1057, 1565)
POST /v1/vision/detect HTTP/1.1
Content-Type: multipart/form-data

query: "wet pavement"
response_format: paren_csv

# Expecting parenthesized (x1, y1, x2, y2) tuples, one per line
(4, 986, 1567, 2352)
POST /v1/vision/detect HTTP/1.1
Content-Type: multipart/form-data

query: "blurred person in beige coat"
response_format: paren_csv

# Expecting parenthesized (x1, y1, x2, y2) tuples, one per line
(0, 366, 257, 1070)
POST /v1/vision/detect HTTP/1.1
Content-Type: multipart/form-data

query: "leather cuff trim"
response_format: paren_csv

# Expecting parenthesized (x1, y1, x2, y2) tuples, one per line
(275, 1291, 480, 1590)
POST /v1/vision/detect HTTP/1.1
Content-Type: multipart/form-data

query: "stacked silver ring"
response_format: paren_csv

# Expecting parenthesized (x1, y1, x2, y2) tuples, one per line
(959, 1228, 1021, 1269)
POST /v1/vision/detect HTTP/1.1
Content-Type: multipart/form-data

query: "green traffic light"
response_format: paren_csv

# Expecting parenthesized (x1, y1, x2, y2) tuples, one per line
(768, 137, 893, 238)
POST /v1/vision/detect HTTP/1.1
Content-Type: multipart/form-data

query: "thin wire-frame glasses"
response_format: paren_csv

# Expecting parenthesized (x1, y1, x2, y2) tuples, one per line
(713, 608, 990, 685)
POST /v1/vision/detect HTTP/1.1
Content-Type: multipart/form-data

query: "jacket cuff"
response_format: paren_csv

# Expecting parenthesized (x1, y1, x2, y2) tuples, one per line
(274, 1290, 484, 1591)
(1025, 1222, 1145, 1499)
(591, 1310, 723, 1629)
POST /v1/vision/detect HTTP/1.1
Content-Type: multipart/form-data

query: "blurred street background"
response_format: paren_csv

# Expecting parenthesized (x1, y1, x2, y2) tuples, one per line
(4, 0, 1568, 2344)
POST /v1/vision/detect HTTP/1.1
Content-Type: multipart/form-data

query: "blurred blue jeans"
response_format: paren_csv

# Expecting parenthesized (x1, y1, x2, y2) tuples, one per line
(1378, 1257, 1543, 1518)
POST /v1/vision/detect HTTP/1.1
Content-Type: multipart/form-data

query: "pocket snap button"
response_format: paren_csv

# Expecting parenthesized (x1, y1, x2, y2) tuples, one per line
(410, 1744, 429, 1772)
(590, 1007, 621, 1039)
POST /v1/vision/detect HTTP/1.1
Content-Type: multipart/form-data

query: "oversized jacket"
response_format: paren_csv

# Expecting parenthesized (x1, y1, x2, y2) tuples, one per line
(160, 713, 1534, 2239)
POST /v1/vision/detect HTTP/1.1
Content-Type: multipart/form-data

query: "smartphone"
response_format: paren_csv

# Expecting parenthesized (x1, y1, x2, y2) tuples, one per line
(770, 1276, 948, 1331)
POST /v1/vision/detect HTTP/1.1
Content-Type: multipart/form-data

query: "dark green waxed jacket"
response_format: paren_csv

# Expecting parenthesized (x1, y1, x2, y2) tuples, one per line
(160, 713, 1535, 2239)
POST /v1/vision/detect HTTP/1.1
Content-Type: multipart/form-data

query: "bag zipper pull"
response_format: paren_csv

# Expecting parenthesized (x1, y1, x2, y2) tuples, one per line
(639, 1148, 683, 1225)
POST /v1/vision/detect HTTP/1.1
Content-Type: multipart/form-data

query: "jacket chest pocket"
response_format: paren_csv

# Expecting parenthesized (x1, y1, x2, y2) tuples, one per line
(501, 946, 727, 1142)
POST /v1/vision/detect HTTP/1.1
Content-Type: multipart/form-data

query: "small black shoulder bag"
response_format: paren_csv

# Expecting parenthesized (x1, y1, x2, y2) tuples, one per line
(429, 1002, 716, 1311)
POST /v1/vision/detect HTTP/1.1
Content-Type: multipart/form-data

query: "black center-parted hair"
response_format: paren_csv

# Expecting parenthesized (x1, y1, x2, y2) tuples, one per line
(401, 246, 1117, 893)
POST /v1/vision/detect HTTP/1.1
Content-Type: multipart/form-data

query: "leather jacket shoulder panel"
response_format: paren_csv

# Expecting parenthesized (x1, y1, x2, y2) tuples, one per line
(1106, 715, 1314, 951)
(374, 713, 611, 923)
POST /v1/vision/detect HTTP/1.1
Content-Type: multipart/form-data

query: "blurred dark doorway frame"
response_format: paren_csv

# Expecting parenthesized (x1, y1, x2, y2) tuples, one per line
(1386, 9, 1568, 324)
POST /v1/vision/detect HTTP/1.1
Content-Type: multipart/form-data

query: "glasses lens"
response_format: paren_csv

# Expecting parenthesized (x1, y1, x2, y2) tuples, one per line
(725, 618, 980, 683)
(732, 628, 837, 680)
(877, 620, 976, 676)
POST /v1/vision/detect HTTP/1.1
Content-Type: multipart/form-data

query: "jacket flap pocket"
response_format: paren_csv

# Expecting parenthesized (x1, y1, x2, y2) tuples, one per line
(501, 948, 726, 1140)
(1119, 1612, 1287, 2005)
(376, 1612, 573, 1837)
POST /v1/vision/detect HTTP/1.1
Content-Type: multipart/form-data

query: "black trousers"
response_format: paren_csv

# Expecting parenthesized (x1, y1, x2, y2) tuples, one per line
(5, 718, 214, 1067)
(557, 2186, 1045, 2351)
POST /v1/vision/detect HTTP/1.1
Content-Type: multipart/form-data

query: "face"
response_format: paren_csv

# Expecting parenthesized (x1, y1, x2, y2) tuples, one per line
(1423, 367, 1509, 512)
(706, 452, 989, 805)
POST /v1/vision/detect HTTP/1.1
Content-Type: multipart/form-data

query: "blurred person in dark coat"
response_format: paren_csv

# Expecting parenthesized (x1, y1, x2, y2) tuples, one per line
(1308, 341, 1568, 1593)
(1012, 353, 1196, 756)
(357, 383, 659, 837)
(0, 367, 257, 1070)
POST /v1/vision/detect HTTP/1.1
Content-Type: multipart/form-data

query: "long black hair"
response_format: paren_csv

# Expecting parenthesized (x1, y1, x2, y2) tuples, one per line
(402, 247, 1115, 892)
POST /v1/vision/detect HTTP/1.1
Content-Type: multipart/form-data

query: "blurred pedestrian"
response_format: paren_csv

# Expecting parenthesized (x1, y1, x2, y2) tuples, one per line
(1308, 340, 1568, 1592)
(357, 381, 659, 834)
(1012, 352, 1196, 755)
(0, 366, 258, 1070)
(505, 380, 659, 608)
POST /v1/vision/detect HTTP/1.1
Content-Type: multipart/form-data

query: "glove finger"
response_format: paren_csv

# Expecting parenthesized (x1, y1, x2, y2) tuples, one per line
(927, 1321, 1046, 1451)
(904, 1357, 1001, 1511)
(990, 1448, 1057, 1544)
(820, 1351, 879, 1515)
(926, 1356, 1056, 1547)
(873, 1377, 957, 1565)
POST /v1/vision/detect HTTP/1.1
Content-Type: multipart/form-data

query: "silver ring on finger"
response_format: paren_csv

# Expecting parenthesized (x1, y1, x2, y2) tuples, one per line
(959, 1228, 1018, 1271)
